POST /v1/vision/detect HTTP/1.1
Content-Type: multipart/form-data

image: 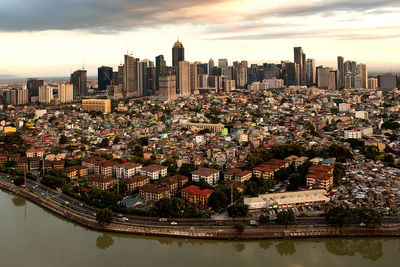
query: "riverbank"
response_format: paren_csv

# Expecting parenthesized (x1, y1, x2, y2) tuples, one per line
(1, 179, 399, 240)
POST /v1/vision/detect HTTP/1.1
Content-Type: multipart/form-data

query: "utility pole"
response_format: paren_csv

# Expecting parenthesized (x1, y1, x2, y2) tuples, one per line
(231, 181, 233, 205)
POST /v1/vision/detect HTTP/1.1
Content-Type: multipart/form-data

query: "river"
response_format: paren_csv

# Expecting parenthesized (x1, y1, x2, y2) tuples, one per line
(0, 189, 399, 267)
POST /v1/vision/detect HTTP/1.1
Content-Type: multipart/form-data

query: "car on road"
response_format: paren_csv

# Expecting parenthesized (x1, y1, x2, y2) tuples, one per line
(170, 221, 178, 225)
(159, 218, 168, 222)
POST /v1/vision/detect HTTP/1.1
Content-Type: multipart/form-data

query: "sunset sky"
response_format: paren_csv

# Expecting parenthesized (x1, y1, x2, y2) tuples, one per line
(1, 0, 399, 76)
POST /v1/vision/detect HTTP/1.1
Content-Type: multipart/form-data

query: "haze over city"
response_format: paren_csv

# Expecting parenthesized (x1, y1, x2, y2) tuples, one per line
(1, 0, 400, 76)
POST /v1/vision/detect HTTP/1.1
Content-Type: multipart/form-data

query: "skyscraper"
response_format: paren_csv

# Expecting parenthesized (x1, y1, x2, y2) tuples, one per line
(123, 54, 140, 97)
(356, 63, 368, 89)
(70, 69, 87, 98)
(218, 59, 228, 68)
(294, 47, 305, 85)
(172, 40, 184, 69)
(178, 61, 190, 96)
(190, 62, 199, 95)
(208, 59, 215, 74)
(172, 40, 184, 89)
(306, 59, 316, 87)
(156, 55, 167, 91)
(26, 78, 44, 102)
(337, 56, 345, 89)
(98, 66, 113, 91)
(316, 66, 332, 89)
(159, 74, 176, 99)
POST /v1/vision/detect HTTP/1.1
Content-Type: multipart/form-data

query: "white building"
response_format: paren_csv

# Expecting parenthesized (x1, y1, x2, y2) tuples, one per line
(191, 168, 220, 186)
(355, 111, 368, 120)
(114, 162, 142, 179)
(344, 130, 362, 139)
(39, 85, 54, 104)
(59, 83, 74, 103)
(338, 103, 350, 112)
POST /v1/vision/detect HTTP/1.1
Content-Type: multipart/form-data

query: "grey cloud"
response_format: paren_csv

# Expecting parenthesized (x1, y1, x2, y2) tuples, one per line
(211, 27, 400, 41)
(0, 0, 227, 32)
(252, 0, 400, 18)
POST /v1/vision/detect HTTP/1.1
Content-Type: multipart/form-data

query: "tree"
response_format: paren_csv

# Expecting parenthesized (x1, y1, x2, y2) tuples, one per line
(275, 210, 295, 227)
(59, 135, 68, 145)
(234, 222, 245, 234)
(96, 208, 113, 225)
(259, 214, 270, 226)
(113, 136, 120, 144)
(13, 176, 25, 186)
(287, 173, 303, 191)
(325, 207, 349, 227)
(227, 204, 249, 217)
(98, 138, 110, 148)
(208, 191, 228, 211)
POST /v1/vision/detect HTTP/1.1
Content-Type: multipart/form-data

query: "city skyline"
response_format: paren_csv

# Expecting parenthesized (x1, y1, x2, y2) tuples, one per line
(1, 0, 400, 76)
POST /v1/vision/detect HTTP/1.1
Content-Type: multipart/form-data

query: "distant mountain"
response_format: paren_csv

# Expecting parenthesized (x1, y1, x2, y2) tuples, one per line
(0, 74, 24, 81)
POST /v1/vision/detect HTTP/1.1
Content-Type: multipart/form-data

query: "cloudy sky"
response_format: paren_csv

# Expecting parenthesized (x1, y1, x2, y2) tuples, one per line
(1, 0, 399, 76)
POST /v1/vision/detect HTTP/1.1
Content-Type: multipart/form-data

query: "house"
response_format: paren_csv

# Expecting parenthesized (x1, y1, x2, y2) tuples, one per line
(114, 162, 142, 179)
(191, 168, 220, 185)
(139, 184, 170, 202)
(88, 174, 116, 190)
(124, 175, 150, 191)
(181, 185, 214, 206)
(139, 164, 168, 180)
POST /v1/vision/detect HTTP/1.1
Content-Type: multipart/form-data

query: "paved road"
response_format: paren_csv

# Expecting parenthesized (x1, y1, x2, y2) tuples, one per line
(1, 174, 399, 227)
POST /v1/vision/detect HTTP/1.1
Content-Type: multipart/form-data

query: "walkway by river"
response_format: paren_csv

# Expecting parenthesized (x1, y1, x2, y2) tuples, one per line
(1, 189, 399, 267)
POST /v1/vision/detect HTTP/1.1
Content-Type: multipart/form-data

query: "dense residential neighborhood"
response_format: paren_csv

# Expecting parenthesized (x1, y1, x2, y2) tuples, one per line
(1, 86, 400, 223)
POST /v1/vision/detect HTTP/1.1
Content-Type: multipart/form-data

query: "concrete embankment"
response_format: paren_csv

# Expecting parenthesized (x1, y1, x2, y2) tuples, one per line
(1, 180, 400, 240)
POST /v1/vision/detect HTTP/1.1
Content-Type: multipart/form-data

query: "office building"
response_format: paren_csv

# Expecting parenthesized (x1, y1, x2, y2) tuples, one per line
(294, 47, 305, 85)
(159, 74, 176, 99)
(208, 58, 214, 74)
(337, 56, 345, 89)
(155, 55, 167, 91)
(178, 61, 190, 96)
(98, 66, 113, 90)
(82, 99, 111, 113)
(27, 78, 44, 102)
(190, 62, 199, 94)
(123, 54, 141, 97)
(218, 59, 228, 68)
(70, 69, 87, 97)
(378, 74, 397, 90)
(317, 66, 332, 89)
(306, 59, 316, 87)
(356, 63, 368, 89)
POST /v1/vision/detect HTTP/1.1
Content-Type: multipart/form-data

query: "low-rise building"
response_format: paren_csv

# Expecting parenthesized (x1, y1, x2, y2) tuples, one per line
(125, 175, 150, 191)
(114, 162, 142, 179)
(139, 164, 167, 180)
(88, 174, 116, 190)
(139, 184, 170, 202)
(224, 168, 252, 183)
(181, 185, 214, 206)
(191, 168, 220, 185)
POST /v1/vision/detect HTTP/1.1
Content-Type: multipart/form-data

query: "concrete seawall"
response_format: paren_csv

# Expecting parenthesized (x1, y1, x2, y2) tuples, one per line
(1, 180, 400, 240)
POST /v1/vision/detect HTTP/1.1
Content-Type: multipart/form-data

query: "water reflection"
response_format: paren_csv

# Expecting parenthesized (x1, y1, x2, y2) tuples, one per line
(325, 239, 383, 261)
(96, 234, 114, 250)
(11, 196, 26, 207)
(275, 240, 296, 256)
(234, 243, 245, 252)
(259, 241, 272, 250)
